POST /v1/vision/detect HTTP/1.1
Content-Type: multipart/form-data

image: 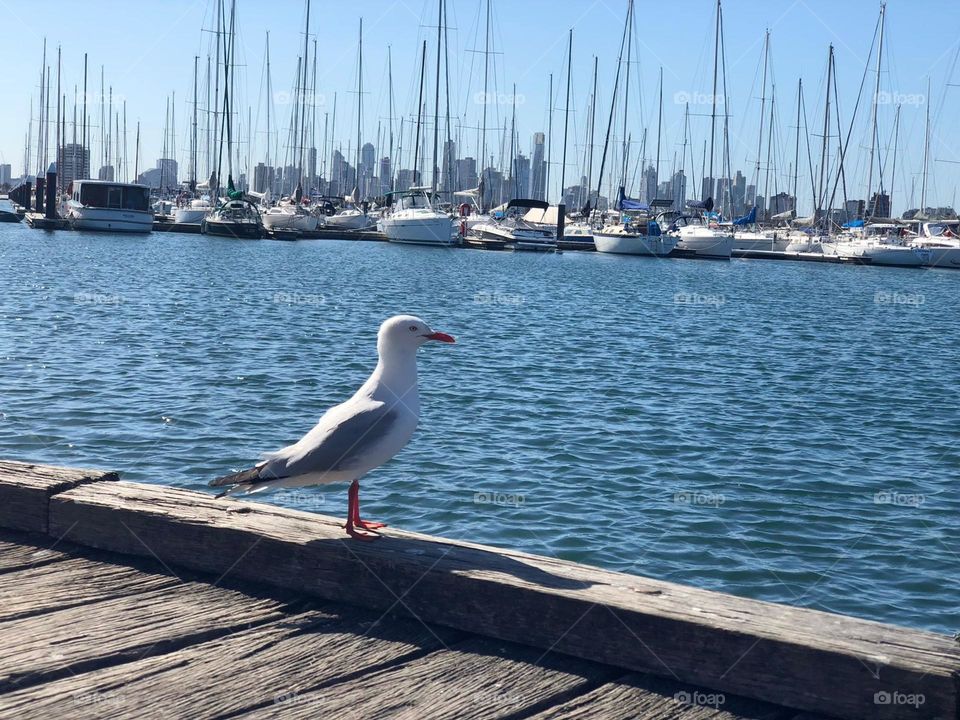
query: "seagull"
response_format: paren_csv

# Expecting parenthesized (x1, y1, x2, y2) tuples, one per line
(210, 314, 455, 539)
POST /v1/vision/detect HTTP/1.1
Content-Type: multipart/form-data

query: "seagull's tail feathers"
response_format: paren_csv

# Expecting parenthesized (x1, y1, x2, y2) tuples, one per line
(210, 462, 287, 498)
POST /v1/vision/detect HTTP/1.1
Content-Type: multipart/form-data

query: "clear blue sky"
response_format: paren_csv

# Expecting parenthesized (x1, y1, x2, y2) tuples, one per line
(2, 0, 959, 214)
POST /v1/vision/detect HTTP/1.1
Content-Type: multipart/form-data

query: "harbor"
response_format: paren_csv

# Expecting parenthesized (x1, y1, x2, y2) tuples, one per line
(1, 460, 956, 719)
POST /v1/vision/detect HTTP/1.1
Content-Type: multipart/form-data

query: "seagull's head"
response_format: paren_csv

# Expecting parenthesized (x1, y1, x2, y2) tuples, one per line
(378, 315, 455, 357)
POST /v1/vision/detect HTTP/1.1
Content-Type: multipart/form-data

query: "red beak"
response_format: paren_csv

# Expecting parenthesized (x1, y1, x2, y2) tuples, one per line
(425, 331, 455, 343)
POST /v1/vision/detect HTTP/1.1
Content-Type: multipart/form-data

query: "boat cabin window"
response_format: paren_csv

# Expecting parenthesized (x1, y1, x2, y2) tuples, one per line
(78, 184, 150, 211)
(399, 193, 429, 210)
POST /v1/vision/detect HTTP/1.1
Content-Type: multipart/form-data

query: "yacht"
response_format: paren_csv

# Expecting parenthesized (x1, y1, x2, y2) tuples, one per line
(469, 199, 557, 252)
(379, 187, 456, 246)
(175, 196, 213, 224)
(823, 222, 929, 267)
(325, 202, 377, 232)
(62, 180, 153, 233)
(912, 221, 960, 269)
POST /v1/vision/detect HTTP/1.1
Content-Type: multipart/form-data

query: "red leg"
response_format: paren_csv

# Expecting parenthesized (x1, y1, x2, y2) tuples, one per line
(353, 479, 387, 531)
(344, 479, 380, 540)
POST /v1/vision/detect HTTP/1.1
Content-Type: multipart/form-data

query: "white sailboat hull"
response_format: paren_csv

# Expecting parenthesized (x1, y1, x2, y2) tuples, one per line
(675, 229, 734, 259)
(66, 206, 153, 233)
(594, 232, 677, 256)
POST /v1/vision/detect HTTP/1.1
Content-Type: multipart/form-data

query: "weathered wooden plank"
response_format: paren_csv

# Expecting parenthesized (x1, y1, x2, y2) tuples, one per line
(0, 556, 180, 621)
(0, 460, 116, 533)
(0, 605, 465, 718)
(527, 672, 797, 719)
(0, 536, 69, 572)
(45, 478, 960, 720)
(235, 636, 616, 719)
(0, 577, 293, 692)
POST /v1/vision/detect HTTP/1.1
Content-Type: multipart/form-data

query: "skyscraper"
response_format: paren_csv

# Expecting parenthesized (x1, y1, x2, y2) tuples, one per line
(441, 139, 457, 192)
(671, 170, 687, 210)
(530, 133, 546, 201)
(512, 153, 530, 199)
(642, 165, 657, 204)
(732, 171, 746, 216)
(57, 145, 89, 187)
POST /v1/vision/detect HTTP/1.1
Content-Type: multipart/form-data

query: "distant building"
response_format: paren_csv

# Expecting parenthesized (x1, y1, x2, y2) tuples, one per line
(768, 191, 794, 217)
(530, 132, 546, 201)
(456, 157, 478, 192)
(56, 145, 89, 187)
(671, 170, 687, 210)
(732, 171, 746, 216)
(253, 163, 274, 195)
(868, 191, 890, 219)
(0, 164, 10, 189)
(701, 176, 714, 202)
(845, 199, 865, 220)
(379, 157, 392, 195)
(642, 165, 657, 204)
(440, 140, 457, 192)
(512, 153, 530, 199)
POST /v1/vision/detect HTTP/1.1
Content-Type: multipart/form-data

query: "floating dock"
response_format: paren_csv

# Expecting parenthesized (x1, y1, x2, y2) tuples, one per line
(23, 213, 70, 230)
(0, 460, 954, 719)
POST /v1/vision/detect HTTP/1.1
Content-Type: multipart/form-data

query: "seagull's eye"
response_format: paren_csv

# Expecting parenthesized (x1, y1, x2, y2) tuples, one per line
(409, 325, 418, 332)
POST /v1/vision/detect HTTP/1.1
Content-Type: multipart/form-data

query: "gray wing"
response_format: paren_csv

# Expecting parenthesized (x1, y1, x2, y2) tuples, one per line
(272, 403, 399, 478)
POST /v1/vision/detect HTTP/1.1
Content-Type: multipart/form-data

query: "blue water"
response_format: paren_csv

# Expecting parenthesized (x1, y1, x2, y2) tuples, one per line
(1, 224, 957, 634)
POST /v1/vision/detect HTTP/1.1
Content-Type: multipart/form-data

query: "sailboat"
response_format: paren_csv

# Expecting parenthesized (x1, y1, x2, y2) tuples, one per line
(201, 0, 264, 239)
(380, 4, 454, 246)
(667, 0, 733, 260)
(261, 3, 320, 234)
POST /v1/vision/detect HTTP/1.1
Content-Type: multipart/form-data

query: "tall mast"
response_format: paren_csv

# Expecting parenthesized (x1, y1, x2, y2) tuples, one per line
(431, 0, 442, 194)
(355, 17, 363, 196)
(866, 2, 885, 218)
(480, 0, 490, 198)
(212, 0, 222, 186)
(585, 55, 598, 209)
(509, 83, 517, 196)
(134, 121, 140, 180)
(817, 45, 833, 231)
(387, 46, 394, 190)
(265, 34, 272, 169)
(754, 30, 769, 205)
(547, 73, 553, 202)
(300, 0, 312, 190)
(620, 0, 633, 187)
(55, 45, 61, 190)
(707, 0, 721, 199)
(595, 0, 631, 205)
(442, 1, 452, 196)
(192, 56, 199, 186)
(559, 29, 573, 203)
(793, 77, 801, 208)
(763, 89, 775, 216)
(655, 65, 663, 195)
(890, 102, 901, 216)
(920, 77, 931, 212)
(413, 41, 427, 186)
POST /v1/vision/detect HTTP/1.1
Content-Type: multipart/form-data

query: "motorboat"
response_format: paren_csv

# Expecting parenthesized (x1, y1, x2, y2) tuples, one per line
(379, 187, 456, 246)
(469, 199, 557, 252)
(325, 201, 377, 232)
(175, 197, 213, 224)
(912, 221, 960, 269)
(62, 180, 153, 233)
(823, 222, 929, 267)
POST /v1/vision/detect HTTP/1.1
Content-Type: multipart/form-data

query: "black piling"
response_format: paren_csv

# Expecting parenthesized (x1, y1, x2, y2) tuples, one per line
(45, 171, 57, 219)
(35, 177, 45, 215)
(556, 203, 566, 242)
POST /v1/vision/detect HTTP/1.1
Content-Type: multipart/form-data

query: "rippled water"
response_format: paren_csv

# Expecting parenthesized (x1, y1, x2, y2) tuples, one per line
(1, 224, 957, 634)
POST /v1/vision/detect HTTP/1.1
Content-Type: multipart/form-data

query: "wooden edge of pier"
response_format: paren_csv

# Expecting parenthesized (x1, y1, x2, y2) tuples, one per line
(1, 460, 956, 720)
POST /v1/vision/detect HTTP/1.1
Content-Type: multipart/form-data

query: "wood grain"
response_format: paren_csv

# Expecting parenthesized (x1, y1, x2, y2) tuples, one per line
(236, 636, 617, 720)
(0, 577, 291, 692)
(0, 607, 465, 718)
(45, 479, 959, 720)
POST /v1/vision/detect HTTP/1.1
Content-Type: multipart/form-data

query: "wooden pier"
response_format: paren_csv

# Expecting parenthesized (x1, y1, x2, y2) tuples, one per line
(0, 460, 955, 719)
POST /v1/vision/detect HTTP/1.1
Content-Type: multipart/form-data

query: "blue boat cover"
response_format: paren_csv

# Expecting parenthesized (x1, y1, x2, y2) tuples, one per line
(842, 219, 865, 228)
(733, 206, 757, 225)
(615, 186, 649, 212)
